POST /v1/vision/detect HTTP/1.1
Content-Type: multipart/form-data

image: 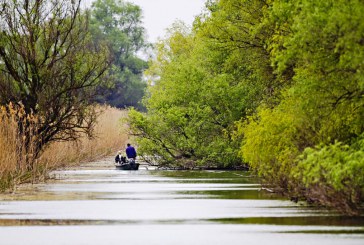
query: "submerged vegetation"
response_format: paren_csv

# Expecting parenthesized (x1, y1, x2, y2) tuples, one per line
(128, 0, 364, 214)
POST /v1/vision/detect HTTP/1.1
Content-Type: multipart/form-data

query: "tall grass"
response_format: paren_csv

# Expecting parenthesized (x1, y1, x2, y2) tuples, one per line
(0, 105, 128, 191)
(0, 105, 18, 189)
(41, 105, 128, 169)
(0, 104, 41, 190)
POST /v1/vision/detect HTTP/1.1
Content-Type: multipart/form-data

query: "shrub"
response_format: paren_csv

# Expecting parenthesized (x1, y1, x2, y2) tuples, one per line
(240, 104, 300, 188)
(292, 137, 364, 214)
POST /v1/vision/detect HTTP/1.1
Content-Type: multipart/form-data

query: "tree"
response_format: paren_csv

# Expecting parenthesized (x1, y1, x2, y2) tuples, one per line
(128, 20, 250, 168)
(128, 0, 278, 168)
(90, 0, 148, 109)
(0, 0, 109, 169)
(240, 0, 364, 213)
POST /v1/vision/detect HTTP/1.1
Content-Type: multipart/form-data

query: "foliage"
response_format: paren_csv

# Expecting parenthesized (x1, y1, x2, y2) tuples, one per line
(90, 0, 149, 109)
(293, 138, 364, 214)
(239, 0, 364, 212)
(127, 0, 364, 213)
(0, 0, 109, 168)
(128, 22, 247, 168)
(270, 0, 364, 143)
(240, 101, 301, 188)
(128, 0, 280, 168)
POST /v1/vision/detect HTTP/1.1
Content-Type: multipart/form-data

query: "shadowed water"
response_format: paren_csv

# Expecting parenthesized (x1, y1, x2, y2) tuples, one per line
(0, 158, 363, 245)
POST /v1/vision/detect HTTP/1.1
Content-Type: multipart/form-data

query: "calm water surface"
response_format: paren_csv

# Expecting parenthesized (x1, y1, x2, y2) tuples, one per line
(0, 158, 363, 245)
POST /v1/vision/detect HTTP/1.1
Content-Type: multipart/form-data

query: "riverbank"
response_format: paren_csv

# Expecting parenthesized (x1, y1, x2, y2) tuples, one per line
(0, 158, 363, 245)
(0, 106, 128, 192)
(145, 161, 364, 216)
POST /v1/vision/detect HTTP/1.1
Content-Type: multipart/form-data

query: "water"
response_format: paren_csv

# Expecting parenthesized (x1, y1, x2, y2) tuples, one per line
(0, 158, 363, 245)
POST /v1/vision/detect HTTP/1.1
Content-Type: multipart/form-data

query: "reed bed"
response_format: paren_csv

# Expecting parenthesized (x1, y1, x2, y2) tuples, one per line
(0, 104, 40, 189)
(0, 106, 18, 190)
(0, 105, 128, 191)
(40, 105, 129, 169)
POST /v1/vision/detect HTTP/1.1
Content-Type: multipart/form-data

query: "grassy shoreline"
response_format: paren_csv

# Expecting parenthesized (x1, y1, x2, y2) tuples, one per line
(0, 105, 128, 192)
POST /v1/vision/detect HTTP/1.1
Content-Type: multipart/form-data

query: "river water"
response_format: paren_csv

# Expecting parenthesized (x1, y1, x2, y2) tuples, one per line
(0, 158, 363, 245)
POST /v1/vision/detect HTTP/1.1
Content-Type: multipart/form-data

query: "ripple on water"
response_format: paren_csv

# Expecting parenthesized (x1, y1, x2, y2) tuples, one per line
(0, 163, 363, 245)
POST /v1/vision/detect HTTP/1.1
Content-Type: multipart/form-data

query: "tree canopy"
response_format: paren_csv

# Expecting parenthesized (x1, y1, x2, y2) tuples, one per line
(0, 0, 109, 168)
(128, 0, 364, 214)
(90, 0, 149, 109)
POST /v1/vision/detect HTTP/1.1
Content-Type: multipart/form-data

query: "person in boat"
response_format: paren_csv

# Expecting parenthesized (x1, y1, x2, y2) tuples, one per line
(125, 143, 137, 166)
(115, 151, 127, 164)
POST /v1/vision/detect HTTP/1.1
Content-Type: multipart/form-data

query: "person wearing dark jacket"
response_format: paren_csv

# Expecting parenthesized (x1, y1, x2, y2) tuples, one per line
(125, 143, 137, 159)
(115, 151, 127, 164)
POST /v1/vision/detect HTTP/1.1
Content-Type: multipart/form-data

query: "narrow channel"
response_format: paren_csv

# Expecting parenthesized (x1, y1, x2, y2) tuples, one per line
(0, 158, 363, 245)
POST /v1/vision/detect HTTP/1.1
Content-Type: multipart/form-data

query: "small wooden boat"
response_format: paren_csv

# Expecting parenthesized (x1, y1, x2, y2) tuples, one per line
(115, 160, 139, 170)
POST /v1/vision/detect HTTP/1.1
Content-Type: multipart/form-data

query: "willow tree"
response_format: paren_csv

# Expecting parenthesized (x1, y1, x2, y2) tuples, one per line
(128, 0, 277, 168)
(0, 0, 109, 169)
(240, 0, 364, 213)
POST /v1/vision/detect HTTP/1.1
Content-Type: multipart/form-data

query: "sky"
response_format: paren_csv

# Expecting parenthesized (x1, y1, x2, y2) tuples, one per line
(82, 0, 207, 43)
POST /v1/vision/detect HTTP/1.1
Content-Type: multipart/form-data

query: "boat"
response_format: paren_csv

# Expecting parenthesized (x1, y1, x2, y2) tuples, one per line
(115, 163, 140, 170)
(115, 159, 139, 170)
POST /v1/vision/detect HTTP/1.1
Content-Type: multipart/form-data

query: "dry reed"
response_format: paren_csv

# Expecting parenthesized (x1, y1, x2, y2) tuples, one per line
(0, 104, 40, 189)
(0, 106, 18, 187)
(40, 105, 129, 169)
(0, 105, 128, 191)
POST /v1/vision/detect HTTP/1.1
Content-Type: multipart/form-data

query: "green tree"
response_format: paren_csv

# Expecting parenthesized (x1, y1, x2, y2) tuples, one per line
(90, 0, 148, 109)
(129, 4, 268, 167)
(127, 0, 364, 213)
(0, 0, 109, 169)
(128, 0, 282, 168)
(240, 0, 364, 213)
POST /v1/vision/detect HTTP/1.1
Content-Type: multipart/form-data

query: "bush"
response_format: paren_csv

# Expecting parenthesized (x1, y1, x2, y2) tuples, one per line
(239, 103, 301, 188)
(293, 137, 364, 214)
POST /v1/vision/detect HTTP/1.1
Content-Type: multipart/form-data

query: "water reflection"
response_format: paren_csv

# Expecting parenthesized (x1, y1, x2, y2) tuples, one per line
(0, 159, 363, 245)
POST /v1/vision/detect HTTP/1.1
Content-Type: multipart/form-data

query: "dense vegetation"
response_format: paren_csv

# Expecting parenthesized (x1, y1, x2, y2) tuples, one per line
(0, 104, 127, 191)
(0, 0, 109, 169)
(0, 0, 137, 189)
(128, 0, 364, 214)
(90, 0, 149, 109)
